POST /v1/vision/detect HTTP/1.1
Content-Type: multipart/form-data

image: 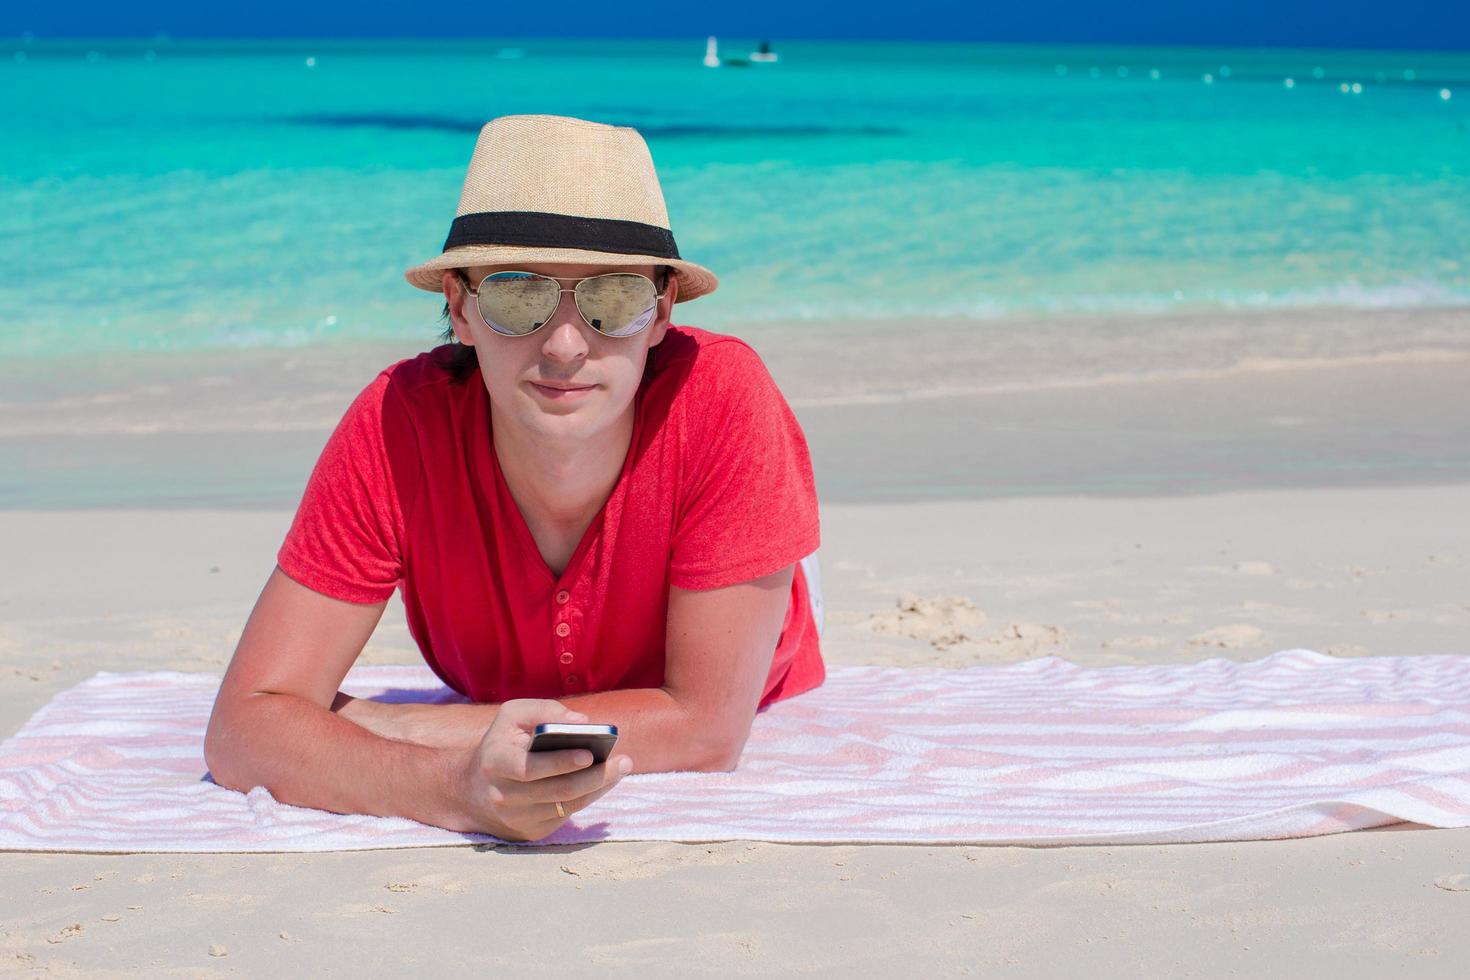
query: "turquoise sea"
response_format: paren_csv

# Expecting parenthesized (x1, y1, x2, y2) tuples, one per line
(3, 37, 1470, 508)
(3, 37, 1469, 363)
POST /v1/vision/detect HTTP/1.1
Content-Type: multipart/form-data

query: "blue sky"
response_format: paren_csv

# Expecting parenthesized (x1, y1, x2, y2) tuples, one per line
(4, 0, 1467, 50)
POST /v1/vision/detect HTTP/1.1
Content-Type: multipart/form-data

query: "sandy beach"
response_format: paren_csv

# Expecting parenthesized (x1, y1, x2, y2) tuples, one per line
(3, 323, 1469, 973)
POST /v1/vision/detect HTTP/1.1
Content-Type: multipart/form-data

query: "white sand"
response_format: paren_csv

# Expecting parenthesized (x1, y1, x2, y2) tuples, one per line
(2, 483, 1468, 974)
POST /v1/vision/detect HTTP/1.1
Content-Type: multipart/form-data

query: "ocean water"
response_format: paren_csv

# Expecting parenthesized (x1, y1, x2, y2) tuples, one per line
(3, 37, 1470, 367)
(4, 37, 1470, 507)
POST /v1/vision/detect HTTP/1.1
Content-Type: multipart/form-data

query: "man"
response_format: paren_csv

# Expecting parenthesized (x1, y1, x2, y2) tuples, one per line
(204, 114, 824, 843)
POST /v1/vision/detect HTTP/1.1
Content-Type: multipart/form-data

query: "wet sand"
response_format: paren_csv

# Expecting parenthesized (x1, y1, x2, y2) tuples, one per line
(3, 308, 1470, 508)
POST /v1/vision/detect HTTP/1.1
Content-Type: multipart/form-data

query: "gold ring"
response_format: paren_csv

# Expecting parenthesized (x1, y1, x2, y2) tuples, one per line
(554, 801, 567, 819)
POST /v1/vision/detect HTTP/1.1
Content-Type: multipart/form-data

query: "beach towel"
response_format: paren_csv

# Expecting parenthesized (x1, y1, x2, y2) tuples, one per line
(1, 649, 1467, 853)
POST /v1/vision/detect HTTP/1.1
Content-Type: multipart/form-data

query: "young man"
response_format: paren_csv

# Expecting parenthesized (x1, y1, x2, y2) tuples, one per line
(204, 115, 824, 843)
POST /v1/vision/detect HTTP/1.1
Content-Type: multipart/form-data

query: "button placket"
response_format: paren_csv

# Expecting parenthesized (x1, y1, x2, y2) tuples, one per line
(554, 583, 577, 688)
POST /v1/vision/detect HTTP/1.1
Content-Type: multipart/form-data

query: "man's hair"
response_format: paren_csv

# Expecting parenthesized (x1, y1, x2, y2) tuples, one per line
(436, 267, 672, 382)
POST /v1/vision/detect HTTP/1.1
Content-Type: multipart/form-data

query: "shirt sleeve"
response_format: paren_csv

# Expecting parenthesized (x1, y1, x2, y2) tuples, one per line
(669, 340, 820, 591)
(276, 372, 407, 604)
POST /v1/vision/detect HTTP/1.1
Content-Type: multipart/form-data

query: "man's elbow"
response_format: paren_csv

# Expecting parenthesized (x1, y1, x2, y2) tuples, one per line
(203, 739, 234, 792)
(685, 732, 747, 773)
(202, 703, 252, 793)
(202, 725, 237, 791)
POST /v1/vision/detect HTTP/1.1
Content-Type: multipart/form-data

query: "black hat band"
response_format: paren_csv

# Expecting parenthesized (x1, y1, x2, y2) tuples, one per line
(443, 210, 682, 259)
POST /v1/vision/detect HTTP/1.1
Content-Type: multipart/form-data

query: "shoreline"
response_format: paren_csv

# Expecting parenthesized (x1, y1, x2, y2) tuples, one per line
(7, 304, 1470, 412)
(4, 335, 1469, 507)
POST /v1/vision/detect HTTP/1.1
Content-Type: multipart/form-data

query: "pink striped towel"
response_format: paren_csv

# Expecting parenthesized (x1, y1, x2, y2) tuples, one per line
(2, 649, 1468, 852)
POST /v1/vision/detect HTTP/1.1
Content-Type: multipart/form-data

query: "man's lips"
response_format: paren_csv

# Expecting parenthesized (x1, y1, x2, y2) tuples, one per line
(531, 381, 596, 391)
(529, 381, 597, 400)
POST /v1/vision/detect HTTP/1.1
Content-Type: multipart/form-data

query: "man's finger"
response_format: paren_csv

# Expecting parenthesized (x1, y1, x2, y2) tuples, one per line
(552, 771, 629, 818)
(491, 698, 589, 734)
(520, 747, 596, 782)
(509, 759, 622, 805)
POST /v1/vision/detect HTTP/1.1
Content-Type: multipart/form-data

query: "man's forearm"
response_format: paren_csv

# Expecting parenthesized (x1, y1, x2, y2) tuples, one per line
(206, 692, 476, 832)
(335, 687, 738, 773)
(558, 687, 740, 772)
(332, 693, 500, 751)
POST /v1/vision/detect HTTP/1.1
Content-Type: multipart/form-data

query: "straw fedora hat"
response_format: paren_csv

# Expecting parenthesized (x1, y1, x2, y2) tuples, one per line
(404, 114, 719, 301)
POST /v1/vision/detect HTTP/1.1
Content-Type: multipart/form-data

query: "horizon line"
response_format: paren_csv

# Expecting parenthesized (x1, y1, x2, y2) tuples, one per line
(5, 34, 1470, 57)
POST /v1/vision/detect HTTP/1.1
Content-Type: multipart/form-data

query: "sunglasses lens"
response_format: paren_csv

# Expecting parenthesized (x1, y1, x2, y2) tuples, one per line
(576, 274, 659, 338)
(475, 272, 561, 336)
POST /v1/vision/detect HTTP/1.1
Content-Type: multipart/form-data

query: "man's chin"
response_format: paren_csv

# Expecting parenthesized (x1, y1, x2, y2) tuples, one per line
(515, 393, 605, 438)
(508, 383, 635, 440)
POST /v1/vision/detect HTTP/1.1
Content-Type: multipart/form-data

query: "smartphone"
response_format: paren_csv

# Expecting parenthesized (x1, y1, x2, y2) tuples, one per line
(529, 723, 619, 764)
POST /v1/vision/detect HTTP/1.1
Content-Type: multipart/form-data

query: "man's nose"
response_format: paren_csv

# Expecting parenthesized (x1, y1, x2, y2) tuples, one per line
(539, 287, 591, 361)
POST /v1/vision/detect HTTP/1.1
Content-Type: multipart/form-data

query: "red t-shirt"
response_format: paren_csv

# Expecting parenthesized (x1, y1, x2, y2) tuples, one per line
(277, 325, 824, 709)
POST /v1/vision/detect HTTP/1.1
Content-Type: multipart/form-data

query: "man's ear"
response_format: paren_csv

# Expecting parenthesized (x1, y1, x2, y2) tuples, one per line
(648, 268, 679, 347)
(441, 270, 476, 346)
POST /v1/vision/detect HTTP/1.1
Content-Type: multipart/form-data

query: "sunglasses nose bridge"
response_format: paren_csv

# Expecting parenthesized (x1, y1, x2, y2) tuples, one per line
(553, 285, 587, 323)
(538, 284, 597, 338)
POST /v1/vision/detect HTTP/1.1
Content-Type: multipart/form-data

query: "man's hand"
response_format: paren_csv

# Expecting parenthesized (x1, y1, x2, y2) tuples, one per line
(453, 699, 633, 841)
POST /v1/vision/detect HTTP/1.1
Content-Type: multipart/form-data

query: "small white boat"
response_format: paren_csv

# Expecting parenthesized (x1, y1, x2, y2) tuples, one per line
(749, 40, 779, 63)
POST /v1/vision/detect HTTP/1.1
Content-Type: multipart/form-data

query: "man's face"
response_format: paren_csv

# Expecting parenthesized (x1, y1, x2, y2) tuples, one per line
(443, 261, 676, 444)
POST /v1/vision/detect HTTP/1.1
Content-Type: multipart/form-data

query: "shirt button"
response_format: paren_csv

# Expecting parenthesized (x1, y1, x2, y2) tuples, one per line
(564, 674, 580, 687)
(559, 652, 574, 665)
(555, 622, 571, 637)
(555, 590, 570, 604)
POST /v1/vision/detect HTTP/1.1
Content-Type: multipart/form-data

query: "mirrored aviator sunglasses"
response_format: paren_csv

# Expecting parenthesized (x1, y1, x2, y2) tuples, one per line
(462, 270, 665, 339)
